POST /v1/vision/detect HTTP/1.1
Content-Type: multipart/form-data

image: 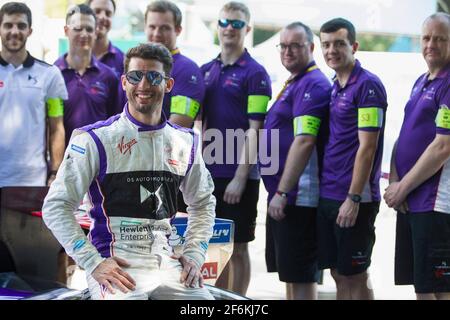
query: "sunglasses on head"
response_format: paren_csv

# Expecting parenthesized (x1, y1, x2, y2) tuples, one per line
(218, 18, 246, 29)
(125, 70, 168, 86)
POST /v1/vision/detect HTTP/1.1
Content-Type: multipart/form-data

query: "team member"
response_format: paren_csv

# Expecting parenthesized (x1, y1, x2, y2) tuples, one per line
(86, 0, 124, 78)
(42, 43, 216, 300)
(384, 13, 450, 300)
(55, 4, 121, 146)
(87, 0, 126, 108)
(261, 22, 331, 300)
(0, 2, 66, 187)
(145, 0, 204, 128)
(318, 18, 387, 299)
(201, 1, 272, 295)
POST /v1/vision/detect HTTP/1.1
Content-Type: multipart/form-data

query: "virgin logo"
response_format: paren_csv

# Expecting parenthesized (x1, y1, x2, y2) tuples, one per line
(117, 136, 137, 155)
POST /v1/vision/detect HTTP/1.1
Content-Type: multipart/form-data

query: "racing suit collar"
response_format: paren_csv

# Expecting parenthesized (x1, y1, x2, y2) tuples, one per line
(124, 103, 167, 131)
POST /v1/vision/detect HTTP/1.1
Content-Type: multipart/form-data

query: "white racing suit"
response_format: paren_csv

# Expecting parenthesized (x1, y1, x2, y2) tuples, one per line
(42, 107, 216, 300)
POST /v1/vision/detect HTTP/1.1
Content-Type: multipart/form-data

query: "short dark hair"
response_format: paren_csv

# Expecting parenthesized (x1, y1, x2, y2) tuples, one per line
(221, 1, 250, 22)
(320, 18, 356, 45)
(66, 4, 97, 25)
(0, 2, 32, 27)
(85, 0, 116, 13)
(145, 1, 182, 29)
(285, 21, 314, 43)
(124, 43, 173, 77)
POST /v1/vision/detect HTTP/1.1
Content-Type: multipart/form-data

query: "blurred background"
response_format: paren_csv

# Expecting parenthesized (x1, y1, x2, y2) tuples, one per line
(1, 0, 449, 299)
(1, 0, 446, 175)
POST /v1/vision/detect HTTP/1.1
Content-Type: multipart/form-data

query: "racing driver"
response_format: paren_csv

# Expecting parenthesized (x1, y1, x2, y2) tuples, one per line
(42, 43, 216, 300)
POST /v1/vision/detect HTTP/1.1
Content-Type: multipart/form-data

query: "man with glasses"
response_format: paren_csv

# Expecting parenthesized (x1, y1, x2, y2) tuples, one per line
(0, 2, 67, 187)
(55, 4, 121, 147)
(43, 43, 216, 300)
(201, 1, 272, 295)
(87, 0, 127, 108)
(86, 0, 123, 78)
(260, 22, 331, 300)
(144, 0, 204, 128)
(317, 18, 387, 300)
(384, 13, 450, 300)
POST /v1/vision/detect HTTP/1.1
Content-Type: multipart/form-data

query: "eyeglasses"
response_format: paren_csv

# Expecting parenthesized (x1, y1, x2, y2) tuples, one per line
(68, 25, 96, 34)
(218, 19, 246, 29)
(125, 70, 169, 86)
(276, 42, 309, 52)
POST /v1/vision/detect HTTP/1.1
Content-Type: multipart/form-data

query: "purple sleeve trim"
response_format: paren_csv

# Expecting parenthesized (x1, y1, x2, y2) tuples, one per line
(79, 113, 121, 132)
(436, 128, 450, 135)
(87, 131, 107, 182)
(358, 127, 381, 132)
(186, 132, 198, 175)
(248, 113, 266, 121)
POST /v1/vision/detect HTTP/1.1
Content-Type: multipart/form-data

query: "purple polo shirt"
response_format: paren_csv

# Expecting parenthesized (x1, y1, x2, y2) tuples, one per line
(55, 54, 122, 146)
(261, 62, 331, 206)
(201, 50, 272, 179)
(162, 50, 205, 120)
(99, 42, 124, 78)
(395, 64, 450, 214)
(320, 60, 387, 202)
(98, 42, 127, 109)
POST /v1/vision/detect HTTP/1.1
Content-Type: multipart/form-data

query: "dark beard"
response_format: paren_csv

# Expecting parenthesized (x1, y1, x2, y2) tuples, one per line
(3, 38, 26, 53)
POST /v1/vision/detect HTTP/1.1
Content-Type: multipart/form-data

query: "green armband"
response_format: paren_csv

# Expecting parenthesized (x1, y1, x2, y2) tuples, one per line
(170, 96, 200, 119)
(46, 98, 64, 117)
(436, 105, 450, 129)
(358, 107, 383, 128)
(293, 115, 321, 136)
(247, 95, 270, 114)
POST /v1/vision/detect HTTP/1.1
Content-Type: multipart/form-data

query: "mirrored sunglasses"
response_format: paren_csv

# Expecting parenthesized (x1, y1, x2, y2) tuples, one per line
(218, 18, 246, 30)
(125, 70, 168, 86)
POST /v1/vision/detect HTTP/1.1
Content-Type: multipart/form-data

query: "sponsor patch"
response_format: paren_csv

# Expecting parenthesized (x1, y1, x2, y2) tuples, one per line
(117, 136, 137, 155)
(71, 144, 86, 154)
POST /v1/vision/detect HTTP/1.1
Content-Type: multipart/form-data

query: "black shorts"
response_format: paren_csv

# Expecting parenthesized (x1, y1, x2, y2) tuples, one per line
(266, 205, 320, 283)
(213, 178, 259, 243)
(395, 211, 450, 294)
(317, 198, 379, 276)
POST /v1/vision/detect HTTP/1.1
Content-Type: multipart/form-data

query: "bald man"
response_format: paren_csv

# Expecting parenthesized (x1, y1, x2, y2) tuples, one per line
(384, 13, 450, 300)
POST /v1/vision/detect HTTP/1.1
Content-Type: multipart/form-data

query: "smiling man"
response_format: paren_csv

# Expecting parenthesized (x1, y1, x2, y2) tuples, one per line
(317, 18, 387, 300)
(201, 1, 272, 295)
(144, 0, 205, 128)
(0, 2, 67, 187)
(260, 22, 331, 300)
(86, 0, 124, 78)
(54, 4, 121, 146)
(384, 13, 450, 300)
(43, 43, 216, 300)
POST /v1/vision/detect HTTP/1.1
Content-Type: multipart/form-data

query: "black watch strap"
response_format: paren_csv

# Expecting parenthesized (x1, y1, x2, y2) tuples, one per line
(348, 193, 362, 203)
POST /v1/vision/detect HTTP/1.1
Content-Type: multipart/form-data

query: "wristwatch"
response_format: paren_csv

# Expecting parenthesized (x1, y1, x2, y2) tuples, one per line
(276, 190, 288, 198)
(348, 193, 362, 203)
